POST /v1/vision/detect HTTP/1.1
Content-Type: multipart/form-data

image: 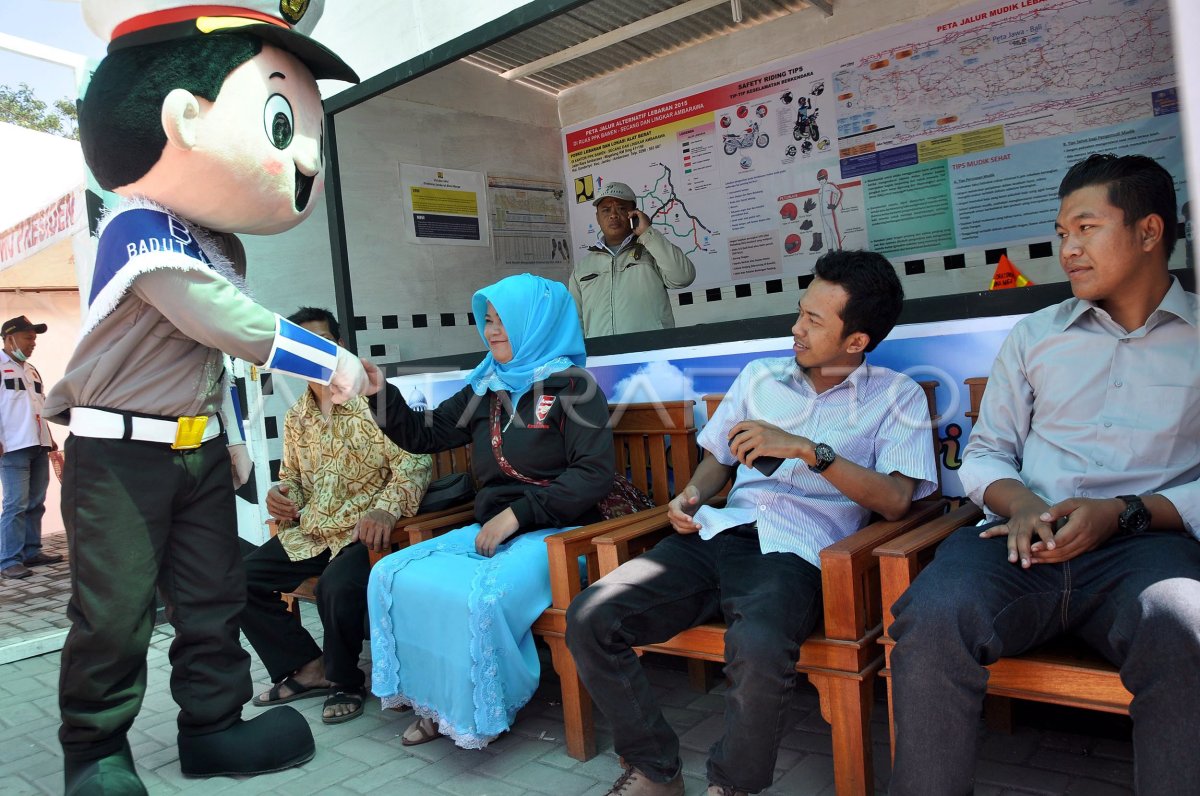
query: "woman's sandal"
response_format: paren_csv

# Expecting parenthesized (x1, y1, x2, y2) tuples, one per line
(251, 676, 332, 707)
(321, 687, 366, 725)
(400, 716, 441, 746)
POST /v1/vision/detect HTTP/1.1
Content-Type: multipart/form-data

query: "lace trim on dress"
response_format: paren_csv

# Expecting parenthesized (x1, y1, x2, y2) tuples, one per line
(369, 541, 443, 713)
(369, 532, 529, 750)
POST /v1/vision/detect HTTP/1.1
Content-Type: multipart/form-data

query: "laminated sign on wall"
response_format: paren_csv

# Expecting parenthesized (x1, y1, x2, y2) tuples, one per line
(399, 164, 490, 247)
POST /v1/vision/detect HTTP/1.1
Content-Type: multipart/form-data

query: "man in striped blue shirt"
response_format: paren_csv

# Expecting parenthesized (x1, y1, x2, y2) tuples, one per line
(568, 250, 939, 796)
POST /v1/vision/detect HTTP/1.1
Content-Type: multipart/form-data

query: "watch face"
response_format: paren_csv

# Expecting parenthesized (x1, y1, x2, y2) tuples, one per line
(1119, 497, 1151, 535)
(809, 443, 836, 472)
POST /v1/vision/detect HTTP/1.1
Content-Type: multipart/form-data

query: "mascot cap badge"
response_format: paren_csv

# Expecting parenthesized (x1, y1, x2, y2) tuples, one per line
(84, 1, 359, 83)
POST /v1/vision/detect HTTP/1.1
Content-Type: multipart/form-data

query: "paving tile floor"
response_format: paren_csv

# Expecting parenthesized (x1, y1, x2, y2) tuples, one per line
(0, 530, 71, 644)
(0, 537, 1135, 795)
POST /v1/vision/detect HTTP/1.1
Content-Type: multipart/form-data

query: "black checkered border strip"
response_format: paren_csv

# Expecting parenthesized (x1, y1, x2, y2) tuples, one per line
(353, 312, 476, 332)
(674, 241, 1055, 304)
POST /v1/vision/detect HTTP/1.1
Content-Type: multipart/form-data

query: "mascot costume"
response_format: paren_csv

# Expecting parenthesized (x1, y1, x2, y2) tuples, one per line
(44, 2, 364, 793)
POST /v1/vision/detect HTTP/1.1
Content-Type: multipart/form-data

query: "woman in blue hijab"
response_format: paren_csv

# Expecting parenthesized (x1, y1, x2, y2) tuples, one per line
(367, 274, 614, 749)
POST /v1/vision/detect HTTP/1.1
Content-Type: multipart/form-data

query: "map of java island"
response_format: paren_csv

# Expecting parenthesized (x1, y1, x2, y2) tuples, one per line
(638, 163, 718, 257)
(833, 0, 1173, 146)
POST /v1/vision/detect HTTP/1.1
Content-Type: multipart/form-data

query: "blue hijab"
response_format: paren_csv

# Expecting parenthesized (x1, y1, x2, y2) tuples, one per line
(465, 274, 586, 405)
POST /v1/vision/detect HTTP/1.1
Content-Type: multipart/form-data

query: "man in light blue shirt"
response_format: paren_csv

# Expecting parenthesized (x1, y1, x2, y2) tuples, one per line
(889, 153, 1200, 796)
(568, 250, 938, 796)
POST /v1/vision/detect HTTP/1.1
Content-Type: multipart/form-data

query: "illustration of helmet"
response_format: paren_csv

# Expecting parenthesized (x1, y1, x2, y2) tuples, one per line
(816, 169, 828, 180)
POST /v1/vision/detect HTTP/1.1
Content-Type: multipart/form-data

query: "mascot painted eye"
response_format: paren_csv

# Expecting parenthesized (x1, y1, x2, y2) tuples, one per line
(264, 93, 294, 149)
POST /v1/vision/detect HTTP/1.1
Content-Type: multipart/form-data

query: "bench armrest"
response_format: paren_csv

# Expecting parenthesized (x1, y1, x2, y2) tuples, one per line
(875, 501, 984, 634)
(547, 507, 674, 609)
(819, 498, 949, 641)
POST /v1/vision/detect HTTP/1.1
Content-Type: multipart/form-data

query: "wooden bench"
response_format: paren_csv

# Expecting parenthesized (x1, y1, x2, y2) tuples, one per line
(367, 400, 701, 761)
(586, 381, 947, 796)
(875, 376, 1130, 762)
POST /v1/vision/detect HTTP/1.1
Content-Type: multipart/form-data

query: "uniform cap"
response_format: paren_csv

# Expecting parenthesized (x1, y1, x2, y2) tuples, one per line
(592, 181, 637, 206)
(83, 1, 359, 83)
(2, 316, 47, 336)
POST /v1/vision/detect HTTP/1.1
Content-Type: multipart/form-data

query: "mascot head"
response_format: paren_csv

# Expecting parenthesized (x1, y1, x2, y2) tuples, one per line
(79, 1, 359, 235)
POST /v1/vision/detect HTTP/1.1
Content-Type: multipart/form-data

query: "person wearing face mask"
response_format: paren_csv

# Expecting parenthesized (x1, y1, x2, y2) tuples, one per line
(365, 273, 615, 750)
(0, 315, 61, 580)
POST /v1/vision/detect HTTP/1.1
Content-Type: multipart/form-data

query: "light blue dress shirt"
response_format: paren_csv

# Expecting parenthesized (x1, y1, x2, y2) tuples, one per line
(960, 277, 1200, 538)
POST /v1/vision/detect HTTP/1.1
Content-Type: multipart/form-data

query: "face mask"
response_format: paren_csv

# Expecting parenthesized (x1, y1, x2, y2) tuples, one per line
(8, 347, 25, 362)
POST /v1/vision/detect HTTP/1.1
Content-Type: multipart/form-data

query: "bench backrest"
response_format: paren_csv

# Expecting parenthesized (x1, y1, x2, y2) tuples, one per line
(608, 400, 698, 506)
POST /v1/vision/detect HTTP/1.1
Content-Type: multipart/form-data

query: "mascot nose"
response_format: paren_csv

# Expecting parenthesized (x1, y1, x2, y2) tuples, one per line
(294, 135, 323, 177)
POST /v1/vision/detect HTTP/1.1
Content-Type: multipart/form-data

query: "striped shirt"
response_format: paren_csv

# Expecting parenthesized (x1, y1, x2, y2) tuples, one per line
(695, 357, 939, 567)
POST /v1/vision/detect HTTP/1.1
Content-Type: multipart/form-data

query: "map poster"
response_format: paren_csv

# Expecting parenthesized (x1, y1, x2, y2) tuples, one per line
(399, 164, 490, 247)
(487, 176, 571, 277)
(562, 0, 1183, 292)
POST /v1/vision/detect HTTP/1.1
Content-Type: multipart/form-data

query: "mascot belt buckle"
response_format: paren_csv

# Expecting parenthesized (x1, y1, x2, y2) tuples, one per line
(172, 416, 208, 450)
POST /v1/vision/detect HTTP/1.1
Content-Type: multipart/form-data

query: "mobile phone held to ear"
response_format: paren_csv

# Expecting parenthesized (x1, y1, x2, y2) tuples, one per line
(730, 438, 784, 476)
(630, 213, 639, 233)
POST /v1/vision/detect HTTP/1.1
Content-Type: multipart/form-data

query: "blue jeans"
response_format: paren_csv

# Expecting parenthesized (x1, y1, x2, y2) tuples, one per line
(0, 444, 49, 568)
(566, 527, 823, 793)
(889, 524, 1200, 796)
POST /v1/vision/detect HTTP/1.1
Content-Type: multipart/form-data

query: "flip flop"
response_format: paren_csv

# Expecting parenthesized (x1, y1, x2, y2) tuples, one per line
(322, 687, 366, 725)
(251, 676, 332, 707)
(400, 717, 442, 746)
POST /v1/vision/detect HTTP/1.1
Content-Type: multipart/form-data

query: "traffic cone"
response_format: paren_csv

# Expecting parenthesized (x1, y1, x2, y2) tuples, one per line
(989, 254, 1034, 290)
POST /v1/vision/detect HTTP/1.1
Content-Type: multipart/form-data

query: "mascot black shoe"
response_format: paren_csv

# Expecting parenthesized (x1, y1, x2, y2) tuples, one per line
(178, 706, 315, 777)
(64, 740, 147, 796)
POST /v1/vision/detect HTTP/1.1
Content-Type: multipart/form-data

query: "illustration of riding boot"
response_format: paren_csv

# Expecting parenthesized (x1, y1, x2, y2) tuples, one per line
(809, 232, 824, 251)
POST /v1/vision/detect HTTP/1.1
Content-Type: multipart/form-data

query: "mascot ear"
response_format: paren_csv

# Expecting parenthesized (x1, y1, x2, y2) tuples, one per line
(161, 88, 202, 151)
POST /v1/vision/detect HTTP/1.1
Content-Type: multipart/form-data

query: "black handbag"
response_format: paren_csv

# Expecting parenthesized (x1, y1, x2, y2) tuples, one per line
(416, 471, 476, 513)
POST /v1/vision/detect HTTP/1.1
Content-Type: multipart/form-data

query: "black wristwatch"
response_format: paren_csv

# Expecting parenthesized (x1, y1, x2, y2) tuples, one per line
(1115, 495, 1151, 536)
(808, 442, 836, 473)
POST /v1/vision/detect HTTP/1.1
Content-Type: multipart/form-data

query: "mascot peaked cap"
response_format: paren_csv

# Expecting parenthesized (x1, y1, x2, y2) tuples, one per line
(83, 0, 358, 83)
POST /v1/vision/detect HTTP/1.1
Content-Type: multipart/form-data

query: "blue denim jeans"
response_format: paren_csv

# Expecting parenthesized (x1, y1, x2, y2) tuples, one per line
(566, 527, 822, 793)
(889, 524, 1200, 796)
(0, 444, 49, 568)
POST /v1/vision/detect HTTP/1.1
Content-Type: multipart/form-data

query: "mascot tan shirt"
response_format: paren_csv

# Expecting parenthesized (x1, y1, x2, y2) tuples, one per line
(45, 221, 274, 422)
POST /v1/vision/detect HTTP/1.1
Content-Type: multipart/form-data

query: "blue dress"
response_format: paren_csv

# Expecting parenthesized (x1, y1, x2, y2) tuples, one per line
(368, 523, 568, 748)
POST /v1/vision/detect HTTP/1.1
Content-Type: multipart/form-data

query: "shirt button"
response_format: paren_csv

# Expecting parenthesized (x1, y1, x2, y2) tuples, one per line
(1114, 380, 1123, 387)
(759, 505, 767, 511)
(1120, 338, 1129, 344)
(1104, 421, 1112, 428)
(1096, 460, 1104, 467)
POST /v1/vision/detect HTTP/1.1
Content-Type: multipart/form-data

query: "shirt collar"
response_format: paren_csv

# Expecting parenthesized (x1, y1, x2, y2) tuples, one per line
(1061, 276, 1196, 332)
(596, 230, 634, 256)
(777, 357, 870, 396)
(298, 388, 355, 419)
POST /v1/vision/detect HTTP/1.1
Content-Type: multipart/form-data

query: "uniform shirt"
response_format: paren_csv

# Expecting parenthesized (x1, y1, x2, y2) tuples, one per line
(276, 386, 432, 562)
(0, 350, 51, 452)
(44, 201, 278, 424)
(696, 357, 939, 568)
(569, 226, 696, 336)
(377, 368, 614, 534)
(960, 277, 1200, 538)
